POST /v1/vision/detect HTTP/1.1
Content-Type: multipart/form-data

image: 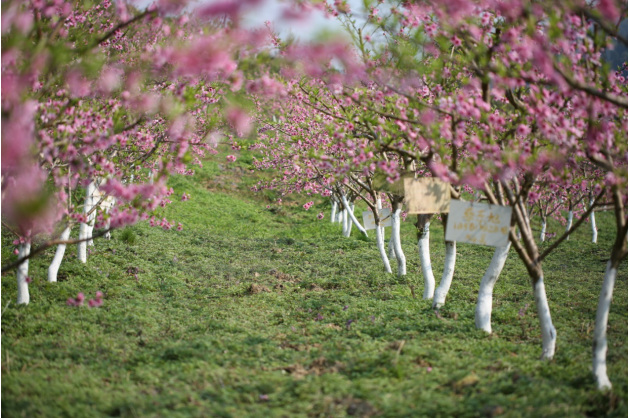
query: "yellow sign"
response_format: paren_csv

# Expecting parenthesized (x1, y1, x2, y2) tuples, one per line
(403, 178, 451, 214)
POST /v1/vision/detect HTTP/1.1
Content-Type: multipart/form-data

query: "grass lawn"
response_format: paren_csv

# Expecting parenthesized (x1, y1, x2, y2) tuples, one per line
(2, 157, 627, 417)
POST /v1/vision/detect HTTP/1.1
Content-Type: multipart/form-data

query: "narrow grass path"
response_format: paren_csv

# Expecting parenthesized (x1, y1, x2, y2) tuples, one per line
(2, 161, 627, 417)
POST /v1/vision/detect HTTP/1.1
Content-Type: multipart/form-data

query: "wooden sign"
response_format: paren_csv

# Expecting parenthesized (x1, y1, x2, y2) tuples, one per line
(372, 172, 414, 195)
(403, 178, 451, 214)
(362, 208, 392, 230)
(445, 200, 512, 247)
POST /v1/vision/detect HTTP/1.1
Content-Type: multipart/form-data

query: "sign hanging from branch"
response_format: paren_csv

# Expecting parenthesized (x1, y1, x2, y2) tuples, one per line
(372, 172, 414, 195)
(403, 178, 451, 214)
(445, 200, 513, 247)
(362, 208, 392, 230)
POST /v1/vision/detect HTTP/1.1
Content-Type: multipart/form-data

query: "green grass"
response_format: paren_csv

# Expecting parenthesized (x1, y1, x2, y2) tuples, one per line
(1, 160, 627, 418)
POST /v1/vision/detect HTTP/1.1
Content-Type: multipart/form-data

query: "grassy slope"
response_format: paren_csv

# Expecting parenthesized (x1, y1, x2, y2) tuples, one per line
(1, 156, 627, 418)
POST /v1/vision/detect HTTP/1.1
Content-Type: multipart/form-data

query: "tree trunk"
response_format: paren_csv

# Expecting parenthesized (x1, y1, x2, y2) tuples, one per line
(532, 275, 557, 360)
(341, 195, 368, 237)
(565, 210, 573, 241)
(416, 216, 435, 299)
(390, 206, 406, 277)
(78, 181, 96, 263)
(388, 235, 397, 260)
(330, 199, 337, 223)
(48, 226, 71, 282)
(433, 241, 457, 308)
(17, 243, 31, 305)
(475, 243, 511, 333)
(590, 199, 598, 244)
(540, 216, 547, 242)
(375, 224, 393, 274)
(592, 260, 617, 390)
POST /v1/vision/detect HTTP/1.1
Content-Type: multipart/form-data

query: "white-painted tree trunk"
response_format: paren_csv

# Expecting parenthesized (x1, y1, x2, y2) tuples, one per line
(347, 203, 355, 236)
(475, 243, 511, 333)
(376, 198, 385, 248)
(341, 207, 349, 236)
(565, 211, 573, 241)
(78, 181, 96, 263)
(388, 235, 397, 260)
(592, 261, 617, 390)
(433, 241, 457, 308)
(417, 222, 435, 299)
(532, 276, 557, 359)
(390, 208, 406, 277)
(48, 226, 71, 283)
(341, 195, 368, 237)
(330, 200, 337, 223)
(590, 199, 597, 244)
(16, 243, 31, 305)
(540, 217, 547, 242)
(375, 225, 393, 274)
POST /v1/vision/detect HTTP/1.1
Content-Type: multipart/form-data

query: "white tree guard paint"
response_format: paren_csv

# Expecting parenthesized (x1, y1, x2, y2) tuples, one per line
(330, 200, 337, 223)
(16, 243, 31, 305)
(540, 218, 547, 242)
(533, 276, 557, 359)
(475, 243, 511, 333)
(48, 226, 71, 282)
(347, 203, 355, 236)
(592, 261, 617, 390)
(341, 208, 349, 236)
(590, 199, 598, 244)
(375, 226, 393, 274)
(77, 181, 96, 263)
(417, 222, 435, 299)
(388, 235, 397, 260)
(433, 241, 457, 308)
(341, 195, 368, 237)
(390, 208, 406, 276)
(376, 198, 385, 248)
(566, 211, 573, 241)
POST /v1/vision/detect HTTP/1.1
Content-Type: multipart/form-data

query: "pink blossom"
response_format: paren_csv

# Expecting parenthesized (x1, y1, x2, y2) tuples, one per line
(226, 155, 237, 163)
(317, 212, 324, 220)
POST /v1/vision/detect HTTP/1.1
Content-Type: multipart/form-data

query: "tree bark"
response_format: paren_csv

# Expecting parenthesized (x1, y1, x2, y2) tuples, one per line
(565, 210, 573, 241)
(416, 215, 435, 299)
(375, 223, 393, 274)
(592, 260, 617, 390)
(17, 243, 31, 305)
(48, 226, 71, 282)
(475, 243, 511, 333)
(433, 241, 457, 308)
(390, 205, 406, 277)
(533, 275, 557, 359)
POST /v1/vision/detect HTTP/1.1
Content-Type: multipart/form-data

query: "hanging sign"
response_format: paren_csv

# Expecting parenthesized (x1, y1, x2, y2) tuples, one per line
(445, 200, 512, 247)
(372, 172, 414, 195)
(403, 178, 451, 214)
(362, 208, 392, 230)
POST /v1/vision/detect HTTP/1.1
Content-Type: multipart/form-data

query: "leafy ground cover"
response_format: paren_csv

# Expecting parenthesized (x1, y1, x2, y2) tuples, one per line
(2, 158, 627, 417)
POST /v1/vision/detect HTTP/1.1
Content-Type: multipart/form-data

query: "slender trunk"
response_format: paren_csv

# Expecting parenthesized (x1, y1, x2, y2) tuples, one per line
(590, 199, 598, 244)
(17, 243, 31, 305)
(341, 195, 368, 237)
(540, 216, 547, 242)
(416, 217, 435, 299)
(341, 207, 349, 236)
(48, 226, 71, 282)
(592, 260, 617, 390)
(565, 210, 573, 241)
(388, 235, 397, 260)
(347, 203, 355, 236)
(475, 243, 511, 333)
(390, 207, 406, 277)
(78, 181, 96, 263)
(433, 241, 457, 308)
(376, 198, 385, 249)
(375, 224, 393, 274)
(330, 200, 337, 223)
(532, 275, 557, 359)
